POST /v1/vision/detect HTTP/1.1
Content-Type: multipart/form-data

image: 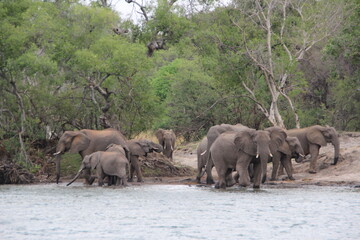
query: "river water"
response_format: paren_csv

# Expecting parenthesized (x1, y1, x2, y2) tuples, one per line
(0, 183, 359, 240)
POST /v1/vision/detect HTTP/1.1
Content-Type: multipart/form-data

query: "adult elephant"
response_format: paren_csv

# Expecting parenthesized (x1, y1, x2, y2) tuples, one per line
(286, 125, 340, 173)
(127, 139, 163, 182)
(155, 129, 176, 160)
(67, 151, 129, 187)
(53, 128, 129, 184)
(203, 123, 249, 184)
(196, 137, 208, 183)
(269, 136, 305, 181)
(211, 127, 287, 189)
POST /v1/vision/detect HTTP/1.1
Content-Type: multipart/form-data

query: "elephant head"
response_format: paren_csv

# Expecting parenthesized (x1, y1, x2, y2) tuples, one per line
(53, 131, 91, 183)
(278, 137, 305, 163)
(155, 129, 176, 159)
(307, 125, 340, 165)
(129, 139, 163, 157)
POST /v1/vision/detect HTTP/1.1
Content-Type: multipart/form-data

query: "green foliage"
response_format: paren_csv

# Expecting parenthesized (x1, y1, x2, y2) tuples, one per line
(0, 0, 358, 175)
(60, 153, 82, 177)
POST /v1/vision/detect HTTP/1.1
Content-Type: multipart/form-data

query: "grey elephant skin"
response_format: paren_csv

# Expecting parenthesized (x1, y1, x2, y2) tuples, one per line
(67, 151, 129, 187)
(196, 137, 208, 183)
(203, 123, 249, 184)
(155, 129, 176, 160)
(53, 128, 129, 184)
(105, 144, 131, 185)
(127, 139, 163, 182)
(269, 136, 305, 181)
(286, 125, 340, 173)
(210, 127, 287, 189)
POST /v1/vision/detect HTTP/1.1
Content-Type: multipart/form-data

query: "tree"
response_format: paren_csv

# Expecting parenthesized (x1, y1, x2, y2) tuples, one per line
(230, 0, 345, 128)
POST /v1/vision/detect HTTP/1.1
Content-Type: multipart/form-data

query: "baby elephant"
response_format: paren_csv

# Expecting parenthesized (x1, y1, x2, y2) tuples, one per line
(67, 151, 129, 187)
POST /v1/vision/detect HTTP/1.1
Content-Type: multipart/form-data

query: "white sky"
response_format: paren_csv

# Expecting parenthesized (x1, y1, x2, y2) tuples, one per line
(83, 0, 231, 24)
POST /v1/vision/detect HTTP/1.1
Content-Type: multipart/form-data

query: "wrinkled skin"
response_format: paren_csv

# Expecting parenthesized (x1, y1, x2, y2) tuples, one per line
(67, 151, 129, 187)
(155, 129, 176, 160)
(269, 136, 305, 181)
(127, 139, 163, 182)
(211, 127, 287, 189)
(105, 144, 130, 186)
(196, 137, 208, 183)
(53, 128, 129, 184)
(286, 125, 340, 173)
(203, 124, 249, 184)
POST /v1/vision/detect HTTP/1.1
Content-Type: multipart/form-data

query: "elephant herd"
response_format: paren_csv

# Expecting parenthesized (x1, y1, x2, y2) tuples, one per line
(53, 128, 176, 186)
(196, 124, 340, 189)
(54, 124, 339, 189)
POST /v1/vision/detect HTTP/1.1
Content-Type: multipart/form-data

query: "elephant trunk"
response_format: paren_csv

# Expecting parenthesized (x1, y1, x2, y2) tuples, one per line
(54, 155, 61, 184)
(332, 135, 340, 165)
(258, 148, 270, 184)
(67, 168, 84, 186)
(54, 144, 66, 184)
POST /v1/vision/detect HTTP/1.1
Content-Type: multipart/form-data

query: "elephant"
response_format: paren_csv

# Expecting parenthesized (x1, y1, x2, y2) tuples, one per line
(53, 128, 129, 184)
(155, 129, 176, 160)
(105, 144, 131, 185)
(286, 125, 340, 173)
(196, 137, 208, 183)
(210, 127, 287, 189)
(127, 139, 163, 182)
(203, 123, 250, 184)
(269, 136, 305, 181)
(67, 151, 129, 187)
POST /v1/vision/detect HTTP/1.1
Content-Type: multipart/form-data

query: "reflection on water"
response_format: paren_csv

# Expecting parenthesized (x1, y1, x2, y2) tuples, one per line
(0, 183, 360, 240)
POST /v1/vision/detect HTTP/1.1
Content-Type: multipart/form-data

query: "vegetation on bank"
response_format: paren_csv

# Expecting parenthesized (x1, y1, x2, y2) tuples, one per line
(0, 0, 359, 179)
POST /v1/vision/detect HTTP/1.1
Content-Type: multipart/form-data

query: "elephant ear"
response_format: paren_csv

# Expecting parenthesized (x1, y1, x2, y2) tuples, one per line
(234, 130, 257, 156)
(69, 132, 90, 154)
(89, 152, 100, 170)
(130, 141, 146, 157)
(306, 126, 327, 146)
(266, 127, 287, 153)
(277, 138, 292, 156)
(137, 140, 151, 153)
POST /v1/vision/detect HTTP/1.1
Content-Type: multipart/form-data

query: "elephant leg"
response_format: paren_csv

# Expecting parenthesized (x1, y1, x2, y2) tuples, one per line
(131, 156, 143, 182)
(196, 161, 204, 183)
(233, 171, 239, 183)
(128, 164, 135, 182)
(252, 161, 262, 189)
(281, 156, 295, 180)
(205, 159, 215, 184)
(97, 169, 105, 186)
(83, 168, 95, 185)
(214, 166, 227, 189)
(237, 159, 251, 188)
(278, 163, 285, 176)
(309, 144, 320, 173)
(225, 168, 236, 187)
(270, 153, 281, 181)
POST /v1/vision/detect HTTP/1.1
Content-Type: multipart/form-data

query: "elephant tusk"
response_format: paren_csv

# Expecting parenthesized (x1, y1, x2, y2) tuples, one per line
(256, 154, 259, 158)
(53, 151, 61, 156)
(270, 153, 273, 158)
(200, 150, 207, 156)
(299, 153, 305, 157)
(171, 145, 174, 151)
